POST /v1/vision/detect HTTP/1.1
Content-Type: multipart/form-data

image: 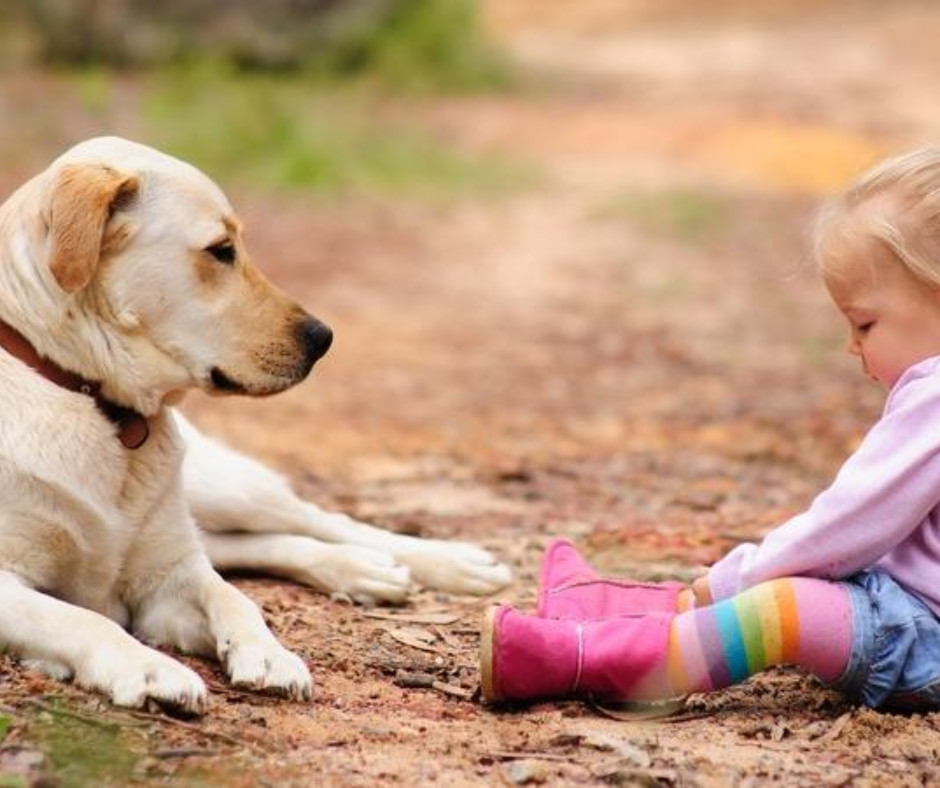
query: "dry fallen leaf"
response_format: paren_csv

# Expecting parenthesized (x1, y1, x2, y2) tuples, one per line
(364, 611, 463, 625)
(382, 626, 444, 653)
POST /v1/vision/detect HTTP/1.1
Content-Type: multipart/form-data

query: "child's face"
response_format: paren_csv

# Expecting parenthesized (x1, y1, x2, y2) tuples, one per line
(824, 236, 940, 389)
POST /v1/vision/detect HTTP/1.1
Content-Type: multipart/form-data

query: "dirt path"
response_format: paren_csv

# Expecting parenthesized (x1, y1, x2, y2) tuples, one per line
(5, 2, 940, 786)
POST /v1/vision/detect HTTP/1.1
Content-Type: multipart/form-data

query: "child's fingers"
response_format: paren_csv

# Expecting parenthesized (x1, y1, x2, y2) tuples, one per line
(676, 588, 695, 612)
(691, 575, 713, 606)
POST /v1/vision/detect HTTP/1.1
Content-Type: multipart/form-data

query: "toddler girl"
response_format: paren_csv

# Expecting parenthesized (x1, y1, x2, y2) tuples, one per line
(481, 147, 940, 711)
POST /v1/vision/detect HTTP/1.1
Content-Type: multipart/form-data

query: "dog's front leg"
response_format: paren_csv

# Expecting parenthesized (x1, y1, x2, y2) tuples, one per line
(203, 532, 412, 605)
(177, 412, 512, 595)
(199, 560, 313, 699)
(283, 505, 516, 596)
(0, 571, 206, 713)
(126, 461, 312, 700)
(130, 553, 312, 700)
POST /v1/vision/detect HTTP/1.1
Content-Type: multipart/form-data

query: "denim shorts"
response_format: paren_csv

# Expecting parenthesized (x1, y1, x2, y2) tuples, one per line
(832, 569, 940, 710)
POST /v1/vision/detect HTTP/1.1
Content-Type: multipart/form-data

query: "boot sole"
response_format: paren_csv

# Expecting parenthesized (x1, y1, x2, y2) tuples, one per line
(479, 605, 500, 703)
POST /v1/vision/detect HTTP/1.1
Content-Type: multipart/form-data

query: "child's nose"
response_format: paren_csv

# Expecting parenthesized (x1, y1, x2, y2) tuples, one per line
(846, 336, 861, 356)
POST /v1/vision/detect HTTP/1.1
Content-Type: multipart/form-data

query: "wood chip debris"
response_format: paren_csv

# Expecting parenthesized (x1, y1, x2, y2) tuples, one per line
(817, 711, 852, 743)
(503, 758, 551, 785)
(433, 625, 461, 649)
(562, 730, 652, 768)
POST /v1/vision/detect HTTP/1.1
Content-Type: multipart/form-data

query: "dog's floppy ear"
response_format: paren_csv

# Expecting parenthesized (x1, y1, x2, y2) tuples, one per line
(48, 164, 139, 293)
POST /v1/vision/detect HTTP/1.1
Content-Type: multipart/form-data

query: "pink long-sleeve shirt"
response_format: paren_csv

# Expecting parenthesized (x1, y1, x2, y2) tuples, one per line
(708, 354, 940, 614)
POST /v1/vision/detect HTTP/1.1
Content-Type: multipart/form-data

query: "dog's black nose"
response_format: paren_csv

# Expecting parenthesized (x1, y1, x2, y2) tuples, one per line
(299, 318, 333, 364)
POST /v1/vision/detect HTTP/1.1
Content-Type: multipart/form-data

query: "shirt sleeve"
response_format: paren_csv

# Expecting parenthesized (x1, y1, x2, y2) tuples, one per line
(708, 366, 940, 601)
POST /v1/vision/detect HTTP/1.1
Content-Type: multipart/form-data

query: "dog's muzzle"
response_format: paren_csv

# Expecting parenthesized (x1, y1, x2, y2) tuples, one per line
(208, 317, 333, 396)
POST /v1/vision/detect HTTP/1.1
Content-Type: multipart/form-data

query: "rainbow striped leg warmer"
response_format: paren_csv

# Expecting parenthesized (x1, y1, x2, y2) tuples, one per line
(663, 578, 853, 697)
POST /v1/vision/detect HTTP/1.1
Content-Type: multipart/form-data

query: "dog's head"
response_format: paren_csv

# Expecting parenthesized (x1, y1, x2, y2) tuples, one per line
(29, 137, 332, 408)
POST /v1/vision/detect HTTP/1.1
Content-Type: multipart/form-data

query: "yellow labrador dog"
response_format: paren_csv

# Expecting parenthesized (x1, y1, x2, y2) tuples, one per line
(0, 137, 510, 713)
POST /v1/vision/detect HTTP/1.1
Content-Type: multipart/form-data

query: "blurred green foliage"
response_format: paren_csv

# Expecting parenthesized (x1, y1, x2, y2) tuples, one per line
(0, 63, 531, 197)
(34, 703, 140, 788)
(138, 67, 528, 194)
(331, 0, 509, 91)
(0, 1, 527, 197)
(601, 188, 734, 244)
(1, 0, 510, 91)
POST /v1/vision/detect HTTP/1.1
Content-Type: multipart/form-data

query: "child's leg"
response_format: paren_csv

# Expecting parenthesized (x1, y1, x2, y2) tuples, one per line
(481, 577, 854, 704)
(638, 577, 853, 699)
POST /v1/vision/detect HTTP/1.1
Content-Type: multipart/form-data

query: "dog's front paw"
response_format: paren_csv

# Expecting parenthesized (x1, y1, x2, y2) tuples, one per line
(392, 539, 513, 595)
(292, 542, 412, 605)
(224, 639, 312, 700)
(83, 647, 208, 715)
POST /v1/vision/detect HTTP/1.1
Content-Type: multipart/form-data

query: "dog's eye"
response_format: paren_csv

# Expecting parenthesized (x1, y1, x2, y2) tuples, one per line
(206, 242, 236, 265)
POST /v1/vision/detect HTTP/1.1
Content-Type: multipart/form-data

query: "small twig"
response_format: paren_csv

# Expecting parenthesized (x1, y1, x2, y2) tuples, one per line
(153, 747, 218, 759)
(394, 672, 436, 689)
(365, 654, 418, 675)
(203, 679, 281, 703)
(489, 750, 577, 763)
(747, 741, 795, 752)
(393, 671, 474, 700)
(25, 699, 120, 730)
(431, 681, 474, 700)
(126, 709, 269, 754)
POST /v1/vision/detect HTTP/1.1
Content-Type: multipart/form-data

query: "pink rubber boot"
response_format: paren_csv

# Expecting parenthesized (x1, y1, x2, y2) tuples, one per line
(480, 605, 672, 703)
(538, 539, 685, 619)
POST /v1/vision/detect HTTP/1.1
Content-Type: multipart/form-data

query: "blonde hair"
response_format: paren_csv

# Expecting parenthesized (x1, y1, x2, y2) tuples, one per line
(814, 147, 940, 287)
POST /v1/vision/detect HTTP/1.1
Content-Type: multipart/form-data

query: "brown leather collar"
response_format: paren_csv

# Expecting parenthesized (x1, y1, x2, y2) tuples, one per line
(0, 318, 149, 449)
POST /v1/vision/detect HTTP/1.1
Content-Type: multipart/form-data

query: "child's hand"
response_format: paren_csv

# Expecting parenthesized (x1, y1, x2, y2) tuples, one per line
(691, 575, 713, 606)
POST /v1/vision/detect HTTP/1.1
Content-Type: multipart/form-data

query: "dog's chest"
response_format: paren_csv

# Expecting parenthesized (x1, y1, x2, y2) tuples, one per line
(113, 415, 182, 521)
(0, 363, 178, 509)
(0, 361, 183, 605)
